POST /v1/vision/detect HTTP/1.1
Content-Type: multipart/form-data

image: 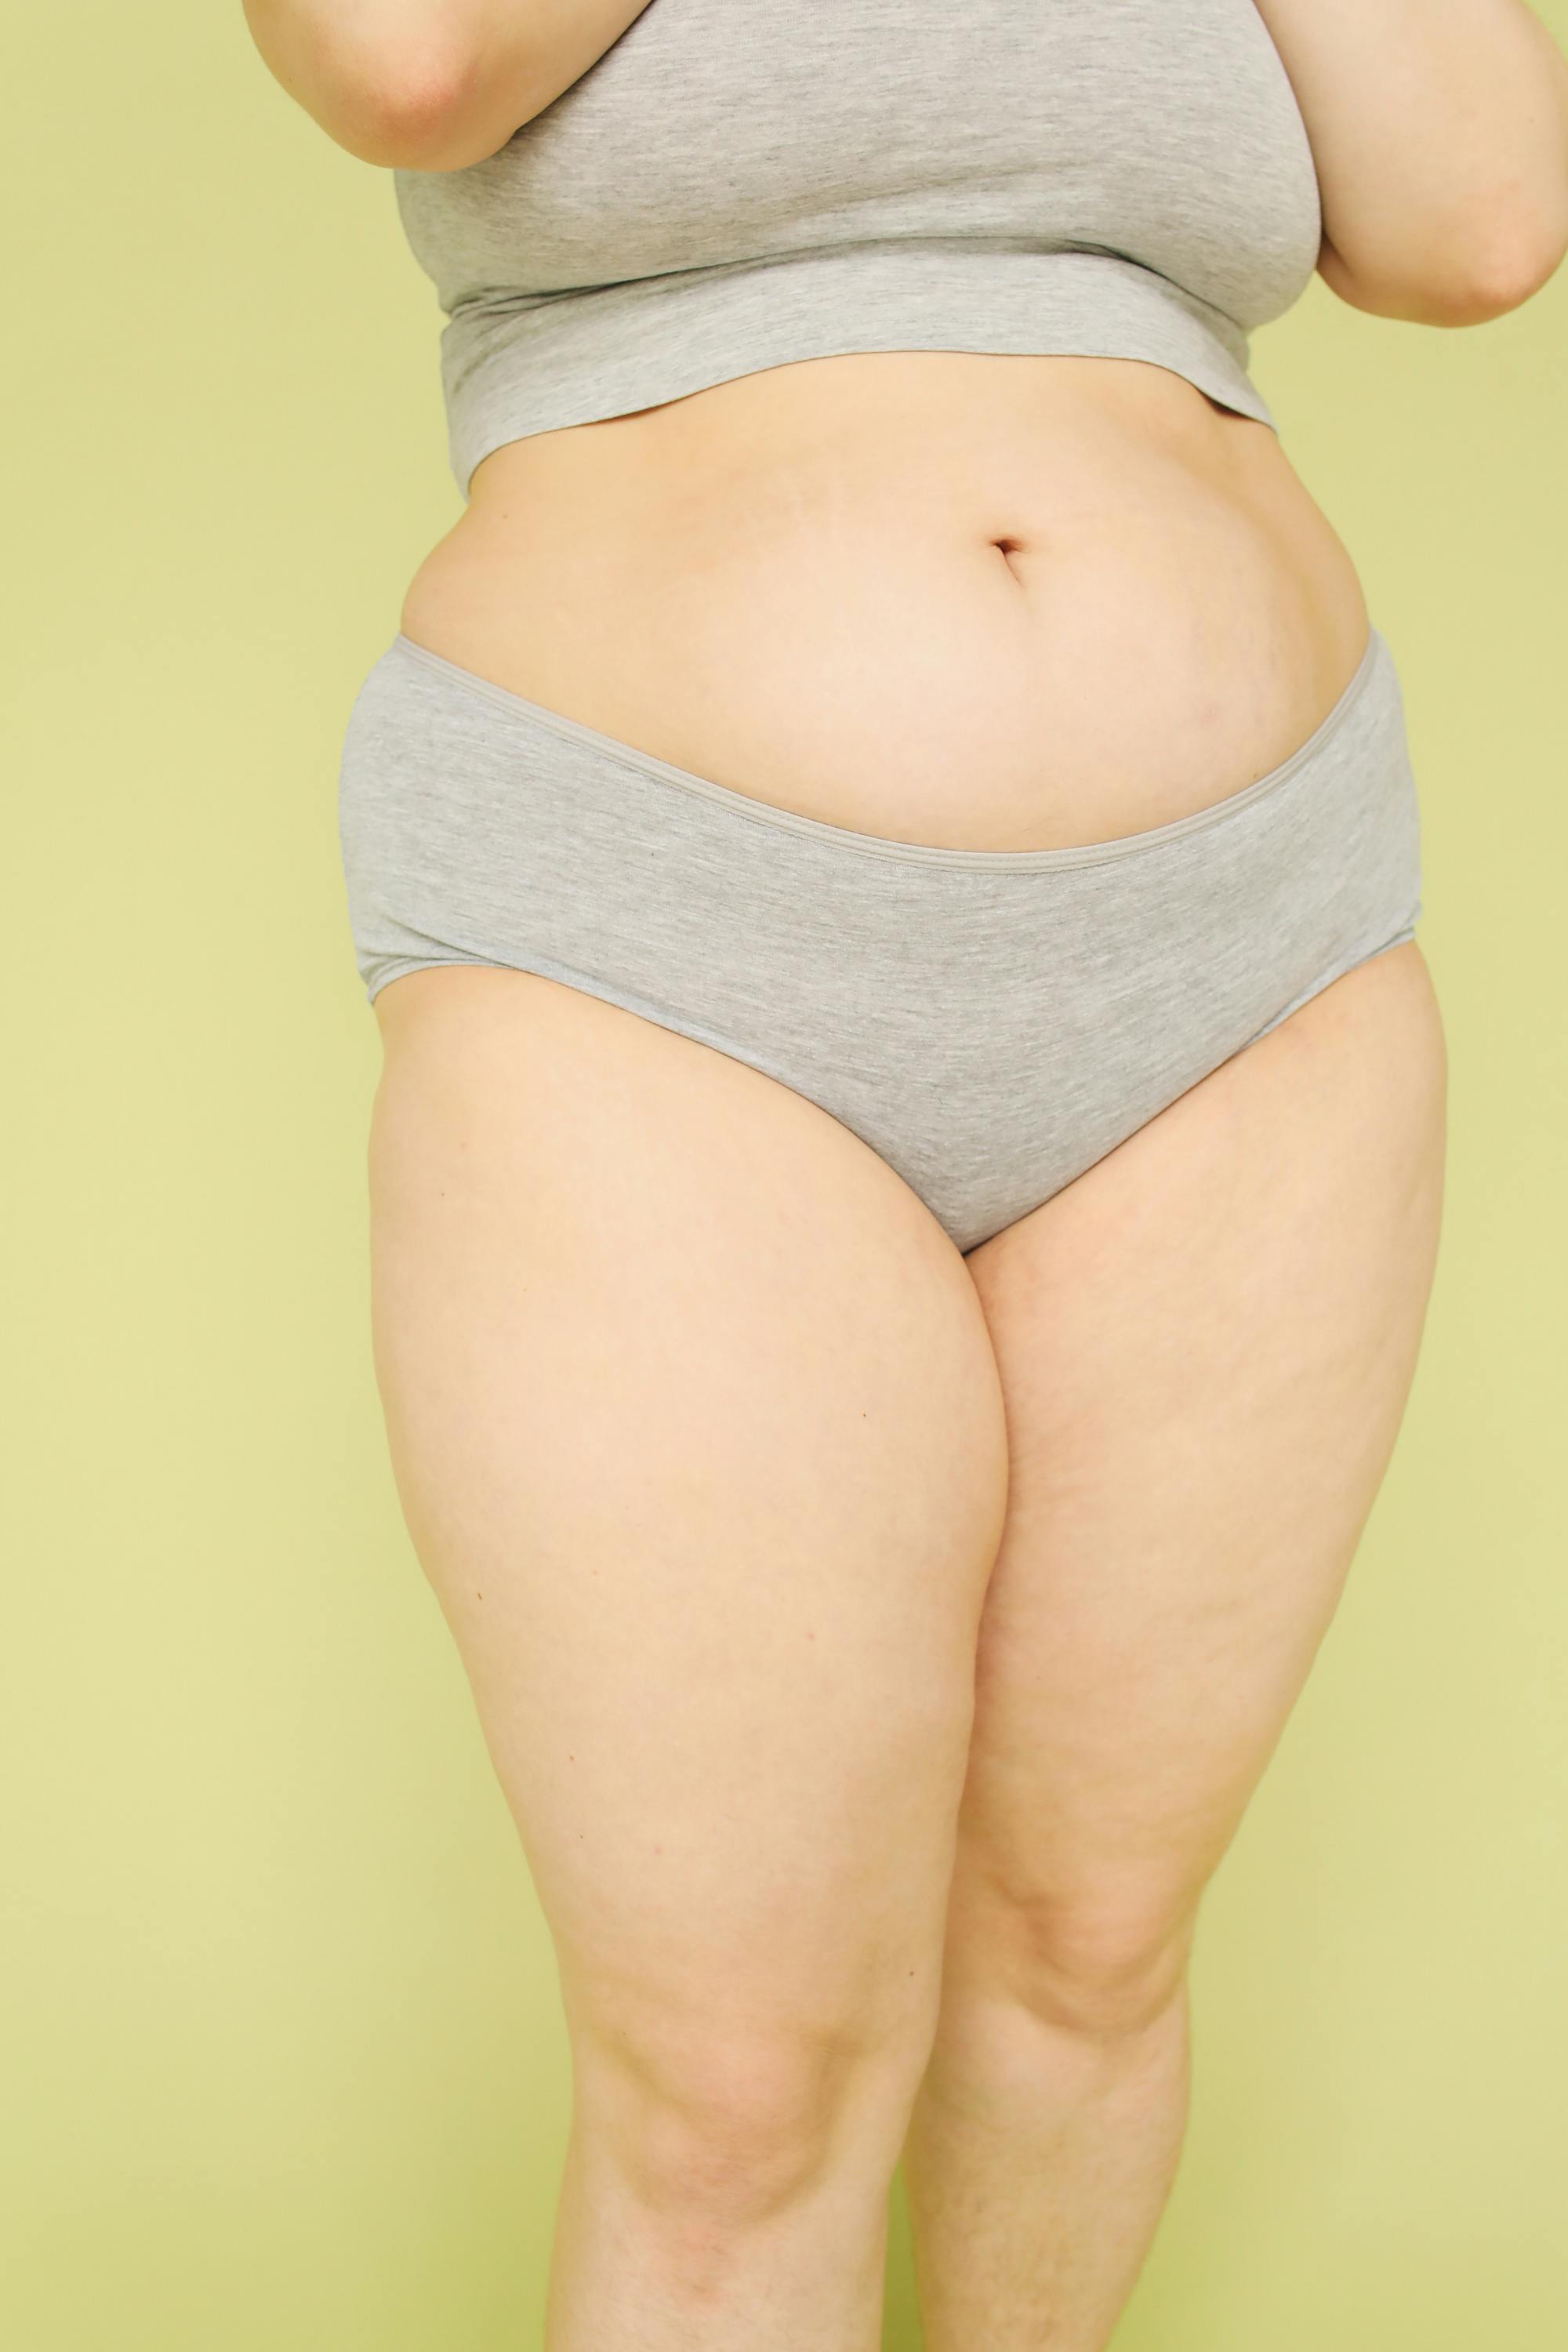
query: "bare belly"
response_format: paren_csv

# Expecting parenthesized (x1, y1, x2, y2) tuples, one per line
(396, 350, 1371, 854)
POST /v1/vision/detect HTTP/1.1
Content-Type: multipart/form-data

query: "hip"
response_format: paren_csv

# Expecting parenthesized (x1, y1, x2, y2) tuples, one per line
(336, 599, 1421, 1250)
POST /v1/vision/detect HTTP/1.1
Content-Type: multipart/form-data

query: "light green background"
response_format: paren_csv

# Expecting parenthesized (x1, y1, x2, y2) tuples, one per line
(4, 5, 1565, 2345)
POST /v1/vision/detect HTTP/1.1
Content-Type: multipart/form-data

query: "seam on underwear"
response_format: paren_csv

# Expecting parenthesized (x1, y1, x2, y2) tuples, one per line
(387, 624, 1386, 872)
(361, 942, 862, 1131)
(1237, 910, 1424, 1050)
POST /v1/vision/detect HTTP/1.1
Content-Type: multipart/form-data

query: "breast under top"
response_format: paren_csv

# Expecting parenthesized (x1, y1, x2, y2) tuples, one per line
(390, 0, 1324, 495)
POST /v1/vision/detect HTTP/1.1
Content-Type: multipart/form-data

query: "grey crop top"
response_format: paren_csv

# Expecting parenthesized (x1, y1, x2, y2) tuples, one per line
(392, 0, 1323, 496)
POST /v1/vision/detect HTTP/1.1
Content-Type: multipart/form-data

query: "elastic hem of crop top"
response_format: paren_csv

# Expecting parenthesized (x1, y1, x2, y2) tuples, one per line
(434, 240, 1279, 498)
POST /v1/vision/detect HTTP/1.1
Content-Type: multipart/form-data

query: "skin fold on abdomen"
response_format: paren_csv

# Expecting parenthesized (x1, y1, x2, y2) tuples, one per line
(397, 349, 1373, 853)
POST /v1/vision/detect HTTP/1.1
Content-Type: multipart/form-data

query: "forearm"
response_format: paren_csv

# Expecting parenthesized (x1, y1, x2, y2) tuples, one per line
(1250, 0, 1568, 320)
(241, 0, 657, 169)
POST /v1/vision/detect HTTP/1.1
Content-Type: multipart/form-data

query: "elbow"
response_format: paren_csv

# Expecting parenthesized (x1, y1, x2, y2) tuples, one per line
(322, 56, 483, 171)
(241, 2, 481, 169)
(1321, 200, 1568, 327)
(1422, 210, 1568, 323)
(252, 31, 523, 171)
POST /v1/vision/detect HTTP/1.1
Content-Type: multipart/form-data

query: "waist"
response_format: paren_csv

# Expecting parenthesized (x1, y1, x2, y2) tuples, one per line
(397, 350, 1371, 854)
(429, 244, 1279, 492)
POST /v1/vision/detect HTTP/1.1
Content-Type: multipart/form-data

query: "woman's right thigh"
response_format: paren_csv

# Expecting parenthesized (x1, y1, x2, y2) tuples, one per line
(365, 964, 1009, 2134)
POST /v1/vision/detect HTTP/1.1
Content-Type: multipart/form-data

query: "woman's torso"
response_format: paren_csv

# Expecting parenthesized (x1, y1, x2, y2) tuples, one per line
(391, 0, 1363, 851)
(397, 349, 1370, 853)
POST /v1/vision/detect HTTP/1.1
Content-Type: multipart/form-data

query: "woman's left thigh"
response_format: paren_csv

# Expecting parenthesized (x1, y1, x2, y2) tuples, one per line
(945, 940, 1448, 1995)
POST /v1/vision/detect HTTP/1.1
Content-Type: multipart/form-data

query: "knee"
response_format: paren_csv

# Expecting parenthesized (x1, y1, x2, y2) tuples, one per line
(956, 1876, 1198, 2048)
(574, 2002, 920, 2227)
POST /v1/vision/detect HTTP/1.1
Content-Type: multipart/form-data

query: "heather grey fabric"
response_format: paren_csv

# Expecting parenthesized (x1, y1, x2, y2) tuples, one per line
(390, 0, 1324, 492)
(336, 625, 1422, 1254)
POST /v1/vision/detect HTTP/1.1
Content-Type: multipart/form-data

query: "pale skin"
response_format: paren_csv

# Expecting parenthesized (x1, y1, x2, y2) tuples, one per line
(242, 0, 1568, 2341)
(370, 938, 1446, 2351)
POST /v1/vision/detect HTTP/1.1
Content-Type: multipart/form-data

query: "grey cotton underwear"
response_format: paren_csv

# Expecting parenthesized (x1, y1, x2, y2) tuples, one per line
(336, 627, 1422, 1254)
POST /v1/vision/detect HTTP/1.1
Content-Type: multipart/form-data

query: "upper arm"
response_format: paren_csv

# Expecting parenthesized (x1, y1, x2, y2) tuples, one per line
(1251, 0, 1568, 325)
